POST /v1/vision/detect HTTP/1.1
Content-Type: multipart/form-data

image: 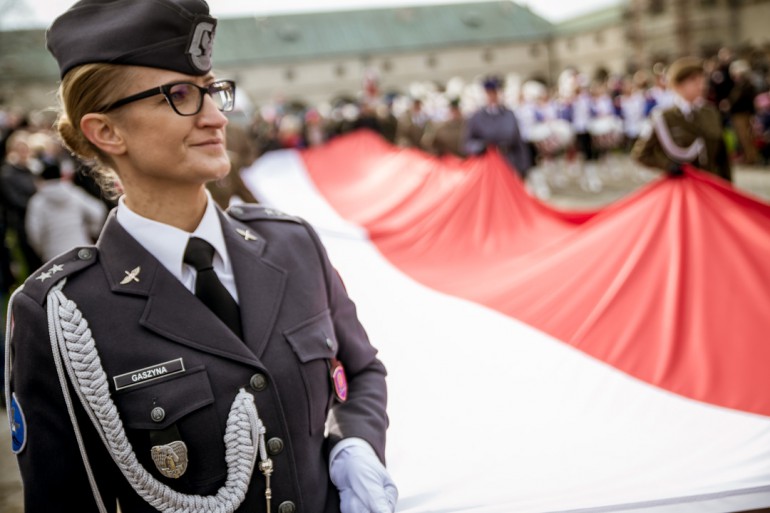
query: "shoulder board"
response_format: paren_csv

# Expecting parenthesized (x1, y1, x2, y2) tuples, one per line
(227, 204, 302, 223)
(23, 246, 98, 305)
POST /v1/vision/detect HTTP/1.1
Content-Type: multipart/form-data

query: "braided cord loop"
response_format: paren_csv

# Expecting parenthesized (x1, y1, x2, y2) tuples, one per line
(47, 284, 267, 513)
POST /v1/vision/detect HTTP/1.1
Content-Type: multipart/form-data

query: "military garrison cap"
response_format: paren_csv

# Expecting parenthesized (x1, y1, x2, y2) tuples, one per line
(46, 0, 217, 79)
(482, 76, 502, 91)
(666, 57, 704, 86)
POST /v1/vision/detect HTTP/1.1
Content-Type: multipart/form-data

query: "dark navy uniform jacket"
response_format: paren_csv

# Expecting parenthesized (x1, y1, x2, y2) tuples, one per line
(464, 106, 533, 177)
(8, 204, 389, 513)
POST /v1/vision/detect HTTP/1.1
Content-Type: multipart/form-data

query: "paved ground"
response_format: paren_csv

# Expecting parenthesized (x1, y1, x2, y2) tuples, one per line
(529, 156, 770, 210)
(0, 157, 767, 511)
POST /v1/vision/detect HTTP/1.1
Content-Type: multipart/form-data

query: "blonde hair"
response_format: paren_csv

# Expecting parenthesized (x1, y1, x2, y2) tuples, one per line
(55, 63, 135, 198)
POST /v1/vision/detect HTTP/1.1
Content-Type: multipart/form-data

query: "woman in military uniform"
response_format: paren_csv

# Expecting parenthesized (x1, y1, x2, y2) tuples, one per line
(4, 1, 396, 512)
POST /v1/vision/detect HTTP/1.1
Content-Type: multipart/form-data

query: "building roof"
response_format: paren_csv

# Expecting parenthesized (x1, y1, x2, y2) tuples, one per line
(215, 1, 553, 66)
(0, 1, 554, 81)
(0, 28, 58, 81)
(556, 2, 627, 36)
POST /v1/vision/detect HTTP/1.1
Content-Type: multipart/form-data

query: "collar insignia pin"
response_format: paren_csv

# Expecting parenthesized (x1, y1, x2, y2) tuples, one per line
(35, 271, 52, 282)
(121, 266, 141, 285)
(49, 264, 64, 274)
(151, 441, 189, 479)
(237, 228, 257, 241)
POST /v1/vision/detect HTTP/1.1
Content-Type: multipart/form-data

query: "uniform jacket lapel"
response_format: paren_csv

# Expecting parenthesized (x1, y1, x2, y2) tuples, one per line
(668, 109, 699, 144)
(96, 212, 260, 367)
(218, 209, 287, 359)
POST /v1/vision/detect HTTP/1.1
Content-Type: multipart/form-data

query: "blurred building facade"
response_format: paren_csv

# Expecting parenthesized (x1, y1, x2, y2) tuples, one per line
(625, 0, 770, 69)
(1, 0, 769, 109)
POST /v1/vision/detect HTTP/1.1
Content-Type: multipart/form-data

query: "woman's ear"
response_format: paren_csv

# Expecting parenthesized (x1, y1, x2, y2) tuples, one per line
(80, 113, 127, 156)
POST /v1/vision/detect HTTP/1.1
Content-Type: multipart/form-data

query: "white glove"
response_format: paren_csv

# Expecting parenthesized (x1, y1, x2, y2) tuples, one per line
(329, 438, 398, 513)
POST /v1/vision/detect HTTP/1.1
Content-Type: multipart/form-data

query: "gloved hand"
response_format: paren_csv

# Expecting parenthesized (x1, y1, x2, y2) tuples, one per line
(329, 438, 398, 513)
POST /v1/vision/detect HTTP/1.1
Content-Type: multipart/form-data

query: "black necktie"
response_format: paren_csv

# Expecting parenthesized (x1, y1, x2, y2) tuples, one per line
(183, 237, 243, 338)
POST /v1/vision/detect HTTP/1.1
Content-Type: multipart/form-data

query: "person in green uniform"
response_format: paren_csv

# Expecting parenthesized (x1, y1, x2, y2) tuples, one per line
(632, 57, 732, 182)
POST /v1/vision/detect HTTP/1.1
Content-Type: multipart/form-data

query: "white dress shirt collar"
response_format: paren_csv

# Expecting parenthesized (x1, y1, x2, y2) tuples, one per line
(674, 94, 704, 120)
(115, 190, 233, 289)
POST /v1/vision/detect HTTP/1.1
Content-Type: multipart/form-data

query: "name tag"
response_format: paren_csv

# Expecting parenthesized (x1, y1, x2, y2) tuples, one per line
(113, 358, 185, 391)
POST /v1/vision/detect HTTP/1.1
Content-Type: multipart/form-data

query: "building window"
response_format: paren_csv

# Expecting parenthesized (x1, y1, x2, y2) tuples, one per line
(381, 59, 393, 72)
(426, 54, 438, 68)
(566, 37, 576, 51)
(284, 68, 295, 82)
(529, 44, 541, 58)
(594, 31, 605, 45)
(462, 11, 483, 28)
(335, 64, 346, 78)
(278, 24, 301, 42)
(482, 48, 495, 63)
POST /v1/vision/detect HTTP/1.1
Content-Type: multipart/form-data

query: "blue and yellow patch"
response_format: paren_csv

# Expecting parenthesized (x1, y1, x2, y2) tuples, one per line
(10, 393, 26, 454)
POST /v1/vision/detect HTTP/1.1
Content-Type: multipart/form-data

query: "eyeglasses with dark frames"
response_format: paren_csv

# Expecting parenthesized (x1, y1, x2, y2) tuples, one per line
(102, 80, 236, 116)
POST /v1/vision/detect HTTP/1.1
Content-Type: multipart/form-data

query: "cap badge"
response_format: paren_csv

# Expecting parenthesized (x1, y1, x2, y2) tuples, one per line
(188, 20, 215, 72)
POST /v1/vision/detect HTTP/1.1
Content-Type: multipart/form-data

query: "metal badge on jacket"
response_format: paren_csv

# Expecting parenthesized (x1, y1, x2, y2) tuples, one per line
(151, 441, 189, 479)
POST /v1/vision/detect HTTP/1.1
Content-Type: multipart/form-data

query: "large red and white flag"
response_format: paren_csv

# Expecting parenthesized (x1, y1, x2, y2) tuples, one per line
(242, 131, 770, 512)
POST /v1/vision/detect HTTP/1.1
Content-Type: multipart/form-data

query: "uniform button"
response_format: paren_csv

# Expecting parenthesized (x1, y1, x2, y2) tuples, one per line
(325, 337, 334, 349)
(77, 248, 93, 260)
(150, 407, 165, 423)
(267, 437, 284, 455)
(278, 501, 296, 513)
(250, 373, 268, 392)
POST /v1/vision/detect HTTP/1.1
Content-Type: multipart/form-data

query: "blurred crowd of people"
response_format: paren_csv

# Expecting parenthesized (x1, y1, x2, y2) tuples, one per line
(1, 47, 769, 293)
(246, 48, 770, 171)
(0, 111, 109, 294)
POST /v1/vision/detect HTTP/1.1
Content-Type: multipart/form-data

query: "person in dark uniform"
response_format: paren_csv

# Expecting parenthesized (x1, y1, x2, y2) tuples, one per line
(4, 2, 396, 513)
(396, 98, 429, 150)
(726, 59, 759, 166)
(424, 98, 465, 158)
(632, 57, 732, 182)
(0, 130, 42, 275)
(464, 76, 532, 178)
